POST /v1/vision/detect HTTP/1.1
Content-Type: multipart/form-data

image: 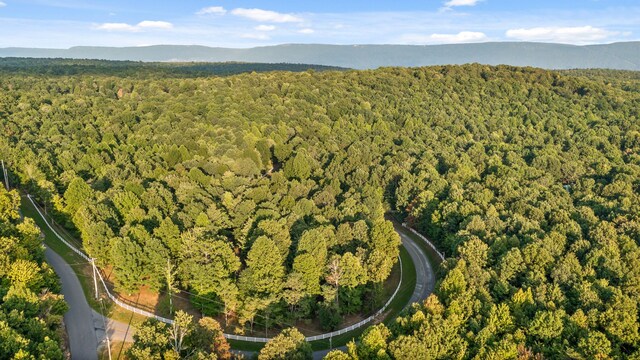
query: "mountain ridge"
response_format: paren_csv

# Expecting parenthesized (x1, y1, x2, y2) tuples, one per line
(1, 41, 639, 70)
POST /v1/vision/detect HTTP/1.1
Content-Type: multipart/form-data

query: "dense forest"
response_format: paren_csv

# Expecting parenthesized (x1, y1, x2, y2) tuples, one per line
(0, 58, 345, 77)
(0, 60, 403, 337)
(1, 63, 639, 359)
(0, 186, 68, 359)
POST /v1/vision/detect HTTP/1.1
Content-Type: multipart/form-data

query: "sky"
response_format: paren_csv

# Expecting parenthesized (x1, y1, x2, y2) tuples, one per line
(0, 0, 639, 48)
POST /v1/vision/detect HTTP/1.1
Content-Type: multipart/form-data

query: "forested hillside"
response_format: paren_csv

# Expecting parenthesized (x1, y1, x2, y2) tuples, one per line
(1, 64, 640, 358)
(0, 63, 403, 336)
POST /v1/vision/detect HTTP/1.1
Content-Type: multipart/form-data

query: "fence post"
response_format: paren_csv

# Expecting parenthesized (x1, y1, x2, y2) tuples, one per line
(91, 258, 99, 299)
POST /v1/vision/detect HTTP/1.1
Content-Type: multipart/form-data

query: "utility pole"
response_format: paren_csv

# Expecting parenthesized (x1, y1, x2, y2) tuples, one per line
(92, 258, 99, 300)
(100, 298, 112, 360)
(167, 258, 174, 315)
(94, 259, 111, 360)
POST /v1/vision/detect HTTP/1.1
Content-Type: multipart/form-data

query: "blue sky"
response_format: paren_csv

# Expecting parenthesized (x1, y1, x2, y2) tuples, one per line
(0, 0, 639, 48)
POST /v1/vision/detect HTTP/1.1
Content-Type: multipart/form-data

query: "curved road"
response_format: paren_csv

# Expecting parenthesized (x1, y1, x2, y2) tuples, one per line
(396, 224, 436, 307)
(44, 220, 435, 359)
(44, 247, 99, 360)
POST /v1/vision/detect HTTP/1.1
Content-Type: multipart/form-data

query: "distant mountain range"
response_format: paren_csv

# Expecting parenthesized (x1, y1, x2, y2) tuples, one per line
(1, 42, 639, 70)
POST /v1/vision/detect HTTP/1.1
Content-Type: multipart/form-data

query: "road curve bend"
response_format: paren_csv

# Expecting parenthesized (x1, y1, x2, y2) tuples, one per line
(44, 247, 99, 360)
(395, 223, 436, 307)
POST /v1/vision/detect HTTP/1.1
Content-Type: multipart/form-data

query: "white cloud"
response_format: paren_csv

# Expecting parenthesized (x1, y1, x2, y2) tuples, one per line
(401, 31, 487, 44)
(197, 6, 226, 16)
(255, 25, 276, 31)
(443, 0, 481, 8)
(231, 8, 303, 23)
(95, 20, 173, 32)
(136, 21, 173, 30)
(0, 2, 6, 8)
(298, 28, 315, 34)
(96, 22, 137, 31)
(506, 26, 618, 43)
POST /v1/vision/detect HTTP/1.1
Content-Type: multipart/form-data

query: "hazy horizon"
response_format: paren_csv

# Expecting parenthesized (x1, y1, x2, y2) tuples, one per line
(3, 39, 640, 51)
(1, 0, 639, 48)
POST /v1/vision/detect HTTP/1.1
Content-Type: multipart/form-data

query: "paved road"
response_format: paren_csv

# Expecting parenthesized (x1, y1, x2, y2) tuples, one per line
(396, 224, 436, 307)
(44, 247, 99, 360)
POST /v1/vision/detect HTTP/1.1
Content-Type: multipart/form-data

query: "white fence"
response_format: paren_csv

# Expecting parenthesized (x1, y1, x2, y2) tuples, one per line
(305, 252, 402, 342)
(225, 254, 402, 343)
(26, 192, 405, 343)
(401, 223, 445, 262)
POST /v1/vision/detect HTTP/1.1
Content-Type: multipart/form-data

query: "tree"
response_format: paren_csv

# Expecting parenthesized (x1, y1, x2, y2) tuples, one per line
(169, 311, 193, 355)
(112, 190, 142, 223)
(325, 256, 343, 306)
(7, 63, 640, 359)
(292, 227, 330, 295)
(165, 259, 178, 315)
(191, 317, 232, 360)
(357, 324, 392, 360)
(258, 328, 312, 360)
(110, 235, 148, 293)
(154, 217, 181, 256)
(528, 310, 565, 343)
(339, 252, 368, 289)
(577, 331, 611, 360)
(282, 272, 307, 316)
(0, 188, 66, 359)
(127, 319, 172, 360)
(283, 151, 312, 180)
(255, 218, 291, 259)
(179, 231, 241, 321)
(323, 350, 353, 360)
(63, 177, 94, 216)
(239, 236, 285, 298)
(128, 312, 229, 360)
(293, 253, 324, 296)
(367, 220, 400, 283)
